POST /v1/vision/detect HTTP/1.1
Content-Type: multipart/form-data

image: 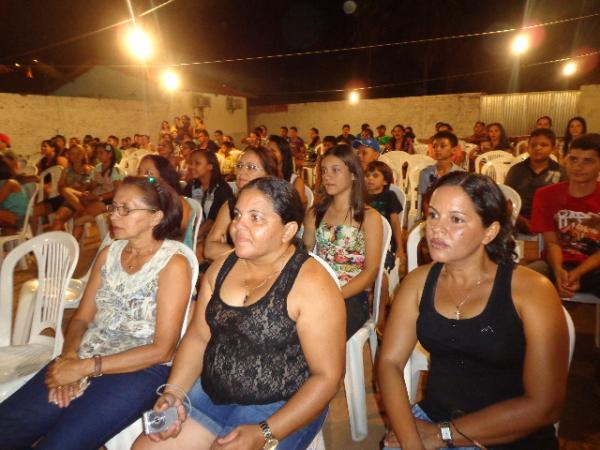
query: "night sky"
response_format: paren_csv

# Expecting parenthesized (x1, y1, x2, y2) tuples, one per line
(1, 0, 599, 104)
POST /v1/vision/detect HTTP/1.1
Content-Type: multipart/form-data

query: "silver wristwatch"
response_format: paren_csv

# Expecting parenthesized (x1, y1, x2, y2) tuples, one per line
(439, 421, 454, 448)
(259, 420, 279, 450)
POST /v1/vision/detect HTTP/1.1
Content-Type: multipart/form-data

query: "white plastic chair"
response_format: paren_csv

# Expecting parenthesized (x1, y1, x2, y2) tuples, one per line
(481, 158, 516, 184)
(497, 184, 521, 225)
(389, 185, 407, 230)
(378, 152, 411, 189)
(130, 149, 151, 160)
(18, 165, 38, 176)
(184, 197, 204, 253)
(0, 232, 79, 402)
(227, 181, 239, 196)
(344, 217, 391, 441)
(104, 243, 200, 450)
(95, 213, 110, 240)
(474, 151, 513, 174)
(563, 293, 600, 348)
(36, 165, 63, 203)
(0, 184, 39, 268)
(412, 143, 429, 155)
(304, 185, 314, 209)
(405, 159, 433, 229)
(119, 156, 139, 176)
(407, 221, 426, 273)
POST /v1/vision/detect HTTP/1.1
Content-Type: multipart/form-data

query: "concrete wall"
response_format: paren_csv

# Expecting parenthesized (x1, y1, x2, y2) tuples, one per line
(249, 92, 482, 140)
(578, 84, 600, 133)
(0, 91, 247, 156)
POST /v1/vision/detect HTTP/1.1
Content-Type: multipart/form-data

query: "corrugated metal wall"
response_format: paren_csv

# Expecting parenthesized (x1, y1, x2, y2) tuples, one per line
(480, 91, 580, 137)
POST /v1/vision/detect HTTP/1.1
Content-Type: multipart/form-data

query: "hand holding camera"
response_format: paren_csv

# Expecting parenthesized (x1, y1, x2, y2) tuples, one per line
(144, 389, 188, 442)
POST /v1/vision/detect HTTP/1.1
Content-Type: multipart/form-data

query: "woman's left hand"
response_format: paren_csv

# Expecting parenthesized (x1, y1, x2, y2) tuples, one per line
(415, 419, 441, 450)
(209, 424, 264, 450)
(44, 357, 88, 388)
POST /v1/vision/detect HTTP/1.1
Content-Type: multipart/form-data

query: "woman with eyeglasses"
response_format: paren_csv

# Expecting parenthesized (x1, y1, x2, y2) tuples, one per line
(204, 146, 278, 261)
(71, 142, 124, 241)
(0, 176, 194, 450)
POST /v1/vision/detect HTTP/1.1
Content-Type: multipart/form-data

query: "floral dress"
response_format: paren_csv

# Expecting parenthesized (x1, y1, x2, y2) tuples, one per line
(315, 223, 365, 286)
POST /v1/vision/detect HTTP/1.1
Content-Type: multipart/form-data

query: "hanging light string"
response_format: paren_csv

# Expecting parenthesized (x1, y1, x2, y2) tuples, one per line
(0, 0, 178, 63)
(256, 49, 600, 97)
(20, 10, 600, 69)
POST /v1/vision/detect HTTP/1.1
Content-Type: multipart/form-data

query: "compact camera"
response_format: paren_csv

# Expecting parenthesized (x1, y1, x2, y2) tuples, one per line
(142, 406, 179, 435)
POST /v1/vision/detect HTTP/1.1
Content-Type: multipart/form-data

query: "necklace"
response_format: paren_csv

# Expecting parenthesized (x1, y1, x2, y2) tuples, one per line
(444, 272, 484, 320)
(242, 248, 290, 304)
(125, 243, 160, 271)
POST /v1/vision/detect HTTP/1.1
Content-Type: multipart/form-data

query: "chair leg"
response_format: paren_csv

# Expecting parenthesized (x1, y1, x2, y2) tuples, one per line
(368, 328, 378, 365)
(344, 340, 368, 441)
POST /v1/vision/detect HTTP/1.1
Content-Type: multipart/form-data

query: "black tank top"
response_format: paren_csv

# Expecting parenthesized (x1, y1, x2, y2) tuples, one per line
(201, 245, 310, 405)
(417, 262, 557, 449)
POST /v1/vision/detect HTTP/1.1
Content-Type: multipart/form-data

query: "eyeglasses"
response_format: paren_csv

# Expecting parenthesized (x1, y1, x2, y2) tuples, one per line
(106, 204, 157, 217)
(235, 162, 264, 172)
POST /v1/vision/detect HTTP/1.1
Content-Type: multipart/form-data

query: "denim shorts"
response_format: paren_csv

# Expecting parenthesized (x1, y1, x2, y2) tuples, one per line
(188, 378, 328, 450)
(382, 404, 478, 450)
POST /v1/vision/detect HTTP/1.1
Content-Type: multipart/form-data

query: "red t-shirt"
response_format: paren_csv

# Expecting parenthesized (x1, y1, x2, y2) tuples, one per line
(530, 181, 600, 264)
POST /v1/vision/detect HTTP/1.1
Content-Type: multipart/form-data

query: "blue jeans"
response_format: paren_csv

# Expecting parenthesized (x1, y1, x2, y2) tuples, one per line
(188, 378, 327, 450)
(0, 362, 169, 450)
(382, 404, 478, 450)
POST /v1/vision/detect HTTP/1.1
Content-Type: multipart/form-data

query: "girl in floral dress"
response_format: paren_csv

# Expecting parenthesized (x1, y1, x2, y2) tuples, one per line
(303, 144, 383, 339)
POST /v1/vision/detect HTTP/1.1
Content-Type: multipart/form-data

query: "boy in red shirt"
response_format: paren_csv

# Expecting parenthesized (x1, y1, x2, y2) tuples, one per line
(530, 133, 600, 298)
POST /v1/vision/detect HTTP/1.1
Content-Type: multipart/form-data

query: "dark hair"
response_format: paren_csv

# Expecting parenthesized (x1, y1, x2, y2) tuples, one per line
(432, 130, 458, 148)
(268, 135, 294, 181)
(290, 126, 298, 132)
(239, 176, 304, 230)
(197, 129, 209, 138)
(214, 129, 223, 135)
(563, 116, 587, 156)
(436, 122, 453, 132)
(181, 140, 197, 152)
(68, 144, 88, 165)
(342, 124, 350, 129)
(139, 154, 182, 194)
(54, 135, 66, 145)
(388, 124, 407, 149)
(40, 139, 59, 170)
(361, 123, 370, 131)
(322, 135, 337, 147)
(569, 133, 600, 157)
(191, 149, 224, 190)
(486, 122, 511, 150)
(475, 121, 485, 127)
(376, 124, 386, 130)
(363, 128, 374, 138)
(96, 142, 117, 178)
(315, 144, 365, 228)
(108, 135, 119, 142)
(432, 172, 516, 264)
(535, 115, 553, 127)
(280, 126, 288, 132)
(529, 128, 556, 147)
(0, 159, 13, 180)
(242, 146, 279, 176)
(121, 176, 182, 240)
(311, 127, 319, 135)
(365, 160, 394, 186)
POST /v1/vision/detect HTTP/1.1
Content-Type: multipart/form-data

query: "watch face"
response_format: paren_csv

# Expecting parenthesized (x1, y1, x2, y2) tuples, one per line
(263, 437, 279, 450)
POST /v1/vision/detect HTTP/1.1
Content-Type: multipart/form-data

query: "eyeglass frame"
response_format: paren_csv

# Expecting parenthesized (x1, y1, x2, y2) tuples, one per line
(234, 162, 264, 172)
(106, 204, 158, 217)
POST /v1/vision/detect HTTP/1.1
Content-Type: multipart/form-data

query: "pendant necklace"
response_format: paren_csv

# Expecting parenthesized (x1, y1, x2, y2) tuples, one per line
(447, 274, 484, 320)
(126, 243, 160, 271)
(243, 248, 290, 304)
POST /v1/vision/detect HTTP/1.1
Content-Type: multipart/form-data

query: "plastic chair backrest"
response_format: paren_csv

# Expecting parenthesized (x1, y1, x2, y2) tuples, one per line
(378, 152, 411, 188)
(184, 197, 204, 253)
(406, 160, 432, 201)
(372, 217, 392, 325)
(407, 221, 426, 273)
(413, 143, 429, 155)
(177, 243, 201, 333)
(228, 181, 239, 196)
(309, 252, 341, 289)
(474, 151, 514, 174)
(389, 185, 406, 230)
(131, 149, 151, 160)
(304, 186, 314, 209)
(498, 184, 521, 225)
(37, 166, 63, 202)
(19, 165, 38, 176)
(119, 156, 139, 175)
(0, 232, 78, 355)
(481, 158, 515, 184)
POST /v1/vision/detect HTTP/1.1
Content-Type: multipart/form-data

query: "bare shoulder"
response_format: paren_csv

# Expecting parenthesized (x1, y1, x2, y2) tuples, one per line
(511, 264, 561, 311)
(399, 263, 433, 295)
(204, 250, 234, 289)
(362, 207, 383, 230)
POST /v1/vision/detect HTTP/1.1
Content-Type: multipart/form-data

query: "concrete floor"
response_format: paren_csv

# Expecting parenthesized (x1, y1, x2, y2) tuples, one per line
(10, 231, 600, 449)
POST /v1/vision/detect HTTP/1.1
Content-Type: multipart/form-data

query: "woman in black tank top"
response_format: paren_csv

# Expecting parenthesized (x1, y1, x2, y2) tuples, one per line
(378, 172, 569, 450)
(134, 177, 345, 450)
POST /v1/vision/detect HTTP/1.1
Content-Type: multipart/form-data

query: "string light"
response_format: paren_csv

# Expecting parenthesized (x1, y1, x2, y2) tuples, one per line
(511, 34, 530, 55)
(161, 70, 180, 90)
(562, 61, 577, 76)
(349, 91, 360, 103)
(126, 28, 153, 60)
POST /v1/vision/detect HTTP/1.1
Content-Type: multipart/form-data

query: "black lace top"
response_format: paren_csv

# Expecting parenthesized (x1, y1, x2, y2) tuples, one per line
(201, 246, 311, 405)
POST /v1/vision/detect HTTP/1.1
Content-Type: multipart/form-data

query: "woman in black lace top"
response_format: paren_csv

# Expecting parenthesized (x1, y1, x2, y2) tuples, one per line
(134, 177, 346, 450)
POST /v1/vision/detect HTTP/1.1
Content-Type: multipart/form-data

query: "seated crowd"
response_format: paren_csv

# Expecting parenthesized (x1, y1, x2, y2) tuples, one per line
(0, 111, 598, 450)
